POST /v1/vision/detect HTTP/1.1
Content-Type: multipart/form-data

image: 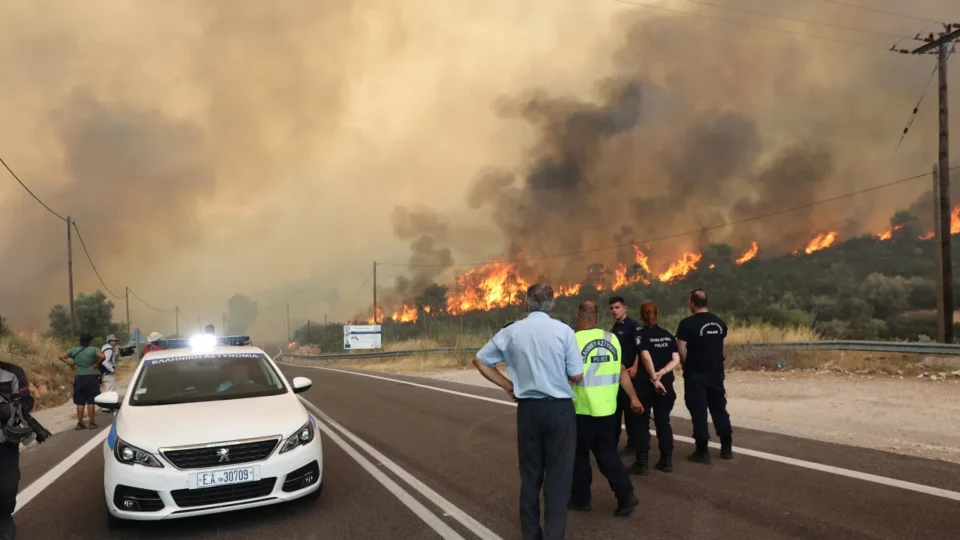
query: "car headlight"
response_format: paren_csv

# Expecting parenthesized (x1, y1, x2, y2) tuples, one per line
(279, 420, 315, 454)
(114, 438, 164, 468)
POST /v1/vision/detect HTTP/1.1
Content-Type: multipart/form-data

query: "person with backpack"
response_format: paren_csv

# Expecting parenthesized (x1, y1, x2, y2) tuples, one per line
(57, 332, 106, 430)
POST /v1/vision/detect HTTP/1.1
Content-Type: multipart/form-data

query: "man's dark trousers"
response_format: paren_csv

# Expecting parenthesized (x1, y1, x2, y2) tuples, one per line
(636, 380, 676, 454)
(517, 398, 576, 540)
(683, 374, 732, 443)
(571, 414, 634, 506)
(0, 442, 19, 539)
(615, 385, 644, 449)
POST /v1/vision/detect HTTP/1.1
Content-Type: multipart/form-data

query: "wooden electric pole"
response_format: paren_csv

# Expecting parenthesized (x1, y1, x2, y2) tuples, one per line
(905, 25, 960, 343)
(372, 261, 378, 324)
(125, 286, 131, 337)
(175, 306, 180, 336)
(67, 216, 76, 336)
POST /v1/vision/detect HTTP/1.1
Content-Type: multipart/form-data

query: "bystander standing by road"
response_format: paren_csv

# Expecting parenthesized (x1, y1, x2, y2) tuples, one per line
(57, 332, 105, 430)
(473, 283, 583, 540)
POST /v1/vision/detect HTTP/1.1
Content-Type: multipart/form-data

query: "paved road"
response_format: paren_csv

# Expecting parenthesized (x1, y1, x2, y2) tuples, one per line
(14, 364, 960, 539)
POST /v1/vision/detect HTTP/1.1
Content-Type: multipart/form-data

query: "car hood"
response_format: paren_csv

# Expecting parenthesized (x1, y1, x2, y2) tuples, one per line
(115, 393, 309, 451)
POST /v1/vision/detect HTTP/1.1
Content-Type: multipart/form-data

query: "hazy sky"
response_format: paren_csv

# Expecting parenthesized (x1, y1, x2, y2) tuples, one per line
(0, 0, 957, 339)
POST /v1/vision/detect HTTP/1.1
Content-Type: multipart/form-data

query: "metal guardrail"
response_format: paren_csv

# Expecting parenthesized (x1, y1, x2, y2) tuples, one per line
(280, 340, 960, 363)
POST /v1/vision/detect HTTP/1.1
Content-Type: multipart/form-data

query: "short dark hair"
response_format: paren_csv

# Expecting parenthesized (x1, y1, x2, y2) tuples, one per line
(608, 296, 626, 306)
(578, 301, 599, 323)
(79, 332, 93, 346)
(690, 289, 708, 308)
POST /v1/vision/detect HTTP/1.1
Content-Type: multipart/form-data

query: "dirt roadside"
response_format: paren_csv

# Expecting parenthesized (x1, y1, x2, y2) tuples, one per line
(415, 368, 960, 464)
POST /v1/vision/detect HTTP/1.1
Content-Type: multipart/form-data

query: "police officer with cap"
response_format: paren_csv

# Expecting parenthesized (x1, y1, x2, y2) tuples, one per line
(1, 360, 35, 540)
(676, 289, 733, 463)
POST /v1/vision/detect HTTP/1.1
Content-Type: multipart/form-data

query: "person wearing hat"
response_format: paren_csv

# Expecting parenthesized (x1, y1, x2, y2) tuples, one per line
(142, 332, 165, 355)
(99, 335, 119, 409)
(57, 332, 106, 430)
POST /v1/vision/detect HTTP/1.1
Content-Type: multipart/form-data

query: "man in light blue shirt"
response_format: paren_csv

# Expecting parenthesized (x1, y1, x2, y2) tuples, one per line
(474, 283, 584, 540)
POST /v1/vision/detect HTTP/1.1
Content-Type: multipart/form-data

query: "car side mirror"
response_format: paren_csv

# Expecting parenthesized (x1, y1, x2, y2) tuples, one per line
(95, 391, 122, 410)
(292, 377, 313, 394)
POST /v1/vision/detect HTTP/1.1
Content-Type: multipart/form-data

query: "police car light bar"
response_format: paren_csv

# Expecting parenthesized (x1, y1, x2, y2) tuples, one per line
(152, 335, 252, 350)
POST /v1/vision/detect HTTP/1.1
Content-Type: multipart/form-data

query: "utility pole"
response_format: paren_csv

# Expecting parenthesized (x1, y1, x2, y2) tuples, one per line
(372, 261, 378, 324)
(934, 165, 945, 341)
(175, 307, 180, 337)
(67, 216, 76, 336)
(902, 24, 960, 343)
(125, 286, 131, 337)
(286, 302, 290, 342)
(307, 319, 311, 344)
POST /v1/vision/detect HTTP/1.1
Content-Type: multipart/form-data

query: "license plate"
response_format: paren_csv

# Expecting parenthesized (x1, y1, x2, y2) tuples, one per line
(190, 466, 259, 489)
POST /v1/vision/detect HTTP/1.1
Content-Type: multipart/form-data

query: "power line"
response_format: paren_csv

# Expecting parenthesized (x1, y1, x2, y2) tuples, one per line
(0, 155, 67, 222)
(674, 0, 910, 39)
(895, 53, 949, 154)
(71, 222, 124, 300)
(351, 271, 373, 306)
(610, 0, 890, 50)
(812, 0, 944, 25)
(128, 288, 175, 313)
(380, 166, 960, 269)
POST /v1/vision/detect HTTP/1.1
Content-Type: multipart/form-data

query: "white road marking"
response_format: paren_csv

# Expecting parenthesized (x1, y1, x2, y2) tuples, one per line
(311, 413, 467, 540)
(285, 363, 960, 503)
(302, 399, 504, 540)
(14, 429, 109, 514)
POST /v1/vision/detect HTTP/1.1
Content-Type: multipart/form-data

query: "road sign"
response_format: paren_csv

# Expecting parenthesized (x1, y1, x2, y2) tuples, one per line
(343, 325, 381, 350)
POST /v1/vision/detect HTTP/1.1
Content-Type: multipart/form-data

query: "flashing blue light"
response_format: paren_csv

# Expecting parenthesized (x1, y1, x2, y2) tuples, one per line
(152, 335, 252, 350)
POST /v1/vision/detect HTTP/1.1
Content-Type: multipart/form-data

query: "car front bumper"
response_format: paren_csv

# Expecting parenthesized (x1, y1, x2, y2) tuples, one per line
(103, 438, 323, 521)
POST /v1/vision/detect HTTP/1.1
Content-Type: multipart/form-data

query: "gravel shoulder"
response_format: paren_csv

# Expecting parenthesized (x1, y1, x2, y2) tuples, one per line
(414, 368, 960, 464)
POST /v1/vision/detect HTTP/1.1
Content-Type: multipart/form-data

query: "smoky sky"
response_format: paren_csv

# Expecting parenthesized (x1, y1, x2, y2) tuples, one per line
(1, 0, 958, 334)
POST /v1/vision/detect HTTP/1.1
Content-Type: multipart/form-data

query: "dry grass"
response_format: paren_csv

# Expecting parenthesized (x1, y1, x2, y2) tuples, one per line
(726, 346, 960, 377)
(726, 324, 820, 344)
(0, 334, 74, 410)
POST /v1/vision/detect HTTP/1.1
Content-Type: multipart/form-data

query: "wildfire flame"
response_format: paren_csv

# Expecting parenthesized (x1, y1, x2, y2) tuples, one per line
(632, 244, 652, 276)
(447, 262, 530, 315)
(557, 283, 582, 297)
(804, 232, 838, 254)
(657, 252, 702, 282)
(365, 306, 383, 325)
(953, 206, 960, 235)
(735, 241, 759, 265)
(391, 304, 418, 323)
(877, 225, 903, 241)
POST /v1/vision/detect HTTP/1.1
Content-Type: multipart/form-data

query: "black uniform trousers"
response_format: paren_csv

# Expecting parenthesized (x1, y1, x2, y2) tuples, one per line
(0, 442, 19, 525)
(683, 374, 732, 443)
(571, 414, 634, 507)
(517, 398, 576, 540)
(636, 378, 676, 454)
(614, 386, 644, 449)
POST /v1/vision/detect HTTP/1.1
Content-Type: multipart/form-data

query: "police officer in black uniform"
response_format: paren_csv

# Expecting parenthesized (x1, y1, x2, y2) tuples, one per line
(608, 296, 643, 454)
(632, 301, 681, 475)
(1, 360, 35, 540)
(676, 289, 733, 463)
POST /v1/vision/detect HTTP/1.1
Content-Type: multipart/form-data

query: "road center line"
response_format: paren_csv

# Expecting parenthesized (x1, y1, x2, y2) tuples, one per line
(284, 363, 960, 503)
(301, 398, 504, 540)
(311, 412, 466, 540)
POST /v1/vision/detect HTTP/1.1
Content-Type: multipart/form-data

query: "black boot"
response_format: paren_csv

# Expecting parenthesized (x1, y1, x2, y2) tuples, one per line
(720, 436, 733, 460)
(629, 452, 650, 476)
(655, 451, 673, 473)
(614, 492, 639, 517)
(688, 440, 711, 464)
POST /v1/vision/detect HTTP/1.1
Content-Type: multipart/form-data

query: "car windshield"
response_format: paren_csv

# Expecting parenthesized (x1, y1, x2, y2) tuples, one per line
(129, 352, 287, 406)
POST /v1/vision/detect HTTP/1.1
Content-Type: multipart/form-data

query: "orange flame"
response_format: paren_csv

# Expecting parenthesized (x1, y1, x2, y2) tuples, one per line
(447, 262, 530, 315)
(391, 303, 418, 323)
(920, 231, 935, 240)
(658, 252, 702, 282)
(365, 306, 384, 325)
(953, 205, 960, 235)
(557, 283, 582, 297)
(804, 232, 838, 254)
(632, 244, 652, 276)
(736, 241, 759, 265)
(877, 225, 903, 241)
(423, 306, 432, 314)
(709, 263, 716, 269)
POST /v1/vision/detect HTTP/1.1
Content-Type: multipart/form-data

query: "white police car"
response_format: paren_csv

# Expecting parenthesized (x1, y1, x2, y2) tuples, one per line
(95, 335, 322, 528)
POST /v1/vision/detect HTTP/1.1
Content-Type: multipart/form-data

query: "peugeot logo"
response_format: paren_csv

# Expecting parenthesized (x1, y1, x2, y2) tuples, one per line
(217, 448, 230, 463)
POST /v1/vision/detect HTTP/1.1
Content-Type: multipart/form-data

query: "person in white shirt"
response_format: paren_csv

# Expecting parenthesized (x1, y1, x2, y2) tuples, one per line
(99, 335, 119, 402)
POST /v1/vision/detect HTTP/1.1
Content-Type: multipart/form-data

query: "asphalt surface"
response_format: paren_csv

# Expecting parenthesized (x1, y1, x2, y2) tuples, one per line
(13, 365, 960, 539)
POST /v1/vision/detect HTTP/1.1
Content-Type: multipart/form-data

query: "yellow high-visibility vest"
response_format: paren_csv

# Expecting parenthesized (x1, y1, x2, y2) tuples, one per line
(572, 328, 622, 417)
